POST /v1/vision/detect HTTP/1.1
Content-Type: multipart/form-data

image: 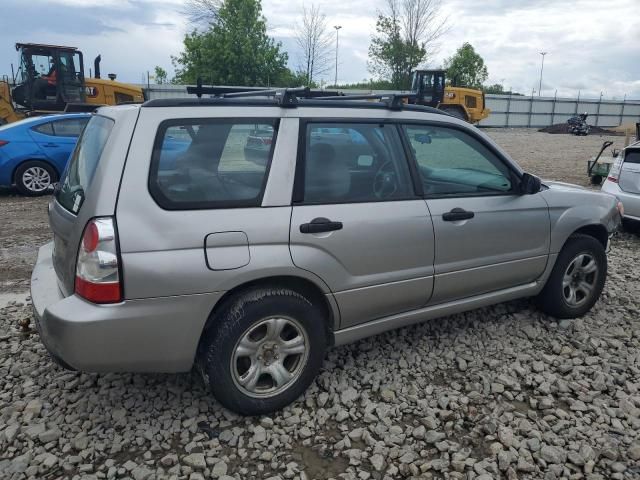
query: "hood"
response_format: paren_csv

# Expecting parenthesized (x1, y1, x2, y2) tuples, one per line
(542, 180, 588, 192)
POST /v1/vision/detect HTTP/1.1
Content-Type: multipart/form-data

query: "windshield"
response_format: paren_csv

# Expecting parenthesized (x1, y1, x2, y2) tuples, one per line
(56, 115, 114, 214)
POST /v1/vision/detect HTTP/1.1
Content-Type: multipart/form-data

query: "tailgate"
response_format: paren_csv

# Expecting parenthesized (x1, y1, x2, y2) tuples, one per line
(619, 150, 640, 195)
(47, 112, 122, 296)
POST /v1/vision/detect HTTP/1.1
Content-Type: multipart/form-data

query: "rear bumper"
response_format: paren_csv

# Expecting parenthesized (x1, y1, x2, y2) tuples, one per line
(31, 242, 223, 372)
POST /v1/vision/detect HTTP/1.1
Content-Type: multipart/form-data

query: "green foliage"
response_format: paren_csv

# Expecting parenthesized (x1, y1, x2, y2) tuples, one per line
(483, 83, 504, 94)
(335, 79, 396, 90)
(172, 0, 291, 86)
(154, 66, 168, 84)
(368, 15, 425, 90)
(444, 43, 488, 89)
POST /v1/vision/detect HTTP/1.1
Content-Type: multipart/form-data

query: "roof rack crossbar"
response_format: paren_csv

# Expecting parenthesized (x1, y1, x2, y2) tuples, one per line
(184, 79, 422, 111)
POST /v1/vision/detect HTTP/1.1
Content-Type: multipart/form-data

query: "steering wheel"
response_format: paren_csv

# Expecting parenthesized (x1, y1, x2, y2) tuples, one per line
(373, 161, 399, 199)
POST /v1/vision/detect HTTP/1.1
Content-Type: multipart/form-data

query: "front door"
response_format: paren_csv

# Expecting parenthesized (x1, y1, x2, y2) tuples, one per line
(401, 123, 550, 304)
(289, 121, 435, 328)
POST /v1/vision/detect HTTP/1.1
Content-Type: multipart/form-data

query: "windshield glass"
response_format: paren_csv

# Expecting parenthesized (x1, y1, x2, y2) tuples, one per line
(56, 115, 114, 214)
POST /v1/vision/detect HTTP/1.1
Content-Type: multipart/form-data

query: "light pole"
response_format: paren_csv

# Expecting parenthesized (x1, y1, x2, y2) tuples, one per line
(538, 52, 547, 96)
(333, 25, 342, 87)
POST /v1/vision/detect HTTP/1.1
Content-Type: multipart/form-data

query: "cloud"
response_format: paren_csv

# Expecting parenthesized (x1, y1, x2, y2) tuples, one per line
(0, 0, 638, 99)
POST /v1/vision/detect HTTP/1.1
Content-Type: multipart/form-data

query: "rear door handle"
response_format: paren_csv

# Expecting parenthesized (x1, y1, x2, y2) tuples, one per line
(43, 143, 59, 148)
(442, 208, 474, 221)
(300, 217, 343, 234)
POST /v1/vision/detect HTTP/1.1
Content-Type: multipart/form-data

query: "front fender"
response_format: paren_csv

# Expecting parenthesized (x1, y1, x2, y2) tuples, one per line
(542, 188, 619, 253)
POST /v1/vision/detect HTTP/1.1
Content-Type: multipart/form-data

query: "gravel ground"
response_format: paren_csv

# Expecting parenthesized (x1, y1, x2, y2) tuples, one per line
(1, 129, 639, 480)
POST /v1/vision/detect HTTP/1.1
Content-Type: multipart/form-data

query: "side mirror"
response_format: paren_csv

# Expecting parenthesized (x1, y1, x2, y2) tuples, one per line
(414, 133, 432, 144)
(520, 172, 541, 195)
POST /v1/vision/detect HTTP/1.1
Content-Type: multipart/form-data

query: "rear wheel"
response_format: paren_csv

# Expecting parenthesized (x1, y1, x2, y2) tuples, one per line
(198, 288, 327, 415)
(590, 174, 603, 185)
(15, 160, 56, 196)
(536, 234, 606, 318)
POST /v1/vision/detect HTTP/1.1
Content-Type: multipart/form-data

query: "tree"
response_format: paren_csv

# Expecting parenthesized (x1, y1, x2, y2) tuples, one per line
(368, 0, 448, 89)
(444, 42, 488, 89)
(172, 0, 290, 86)
(483, 83, 504, 94)
(294, 4, 332, 86)
(154, 66, 168, 84)
(182, 0, 222, 27)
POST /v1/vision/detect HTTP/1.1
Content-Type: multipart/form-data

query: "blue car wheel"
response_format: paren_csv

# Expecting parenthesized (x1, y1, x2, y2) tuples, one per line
(15, 160, 56, 196)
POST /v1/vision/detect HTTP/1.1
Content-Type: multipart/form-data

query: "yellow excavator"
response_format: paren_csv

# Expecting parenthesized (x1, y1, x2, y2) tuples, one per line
(409, 69, 490, 123)
(0, 43, 144, 125)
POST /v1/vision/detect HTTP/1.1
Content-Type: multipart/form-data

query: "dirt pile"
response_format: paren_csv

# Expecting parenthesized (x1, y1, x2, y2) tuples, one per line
(539, 123, 622, 135)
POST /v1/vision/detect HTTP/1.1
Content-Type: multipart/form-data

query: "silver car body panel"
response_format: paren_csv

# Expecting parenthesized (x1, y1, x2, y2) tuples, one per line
(426, 194, 550, 303)
(602, 146, 640, 219)
(31, 103, 621, 373)
(290, 200, 435, 327)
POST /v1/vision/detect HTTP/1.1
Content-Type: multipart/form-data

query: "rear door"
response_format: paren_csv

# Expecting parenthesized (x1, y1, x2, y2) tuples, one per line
(289, 121, 435, 328)
(401, 123, 550, 304)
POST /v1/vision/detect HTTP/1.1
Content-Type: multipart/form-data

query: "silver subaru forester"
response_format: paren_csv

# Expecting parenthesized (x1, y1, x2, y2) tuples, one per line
(31, 90, 622, 415)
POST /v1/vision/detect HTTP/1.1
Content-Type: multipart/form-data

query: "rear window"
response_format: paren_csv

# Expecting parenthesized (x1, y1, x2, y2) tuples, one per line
(149, 119, 277, 210)
(624, 150, 640, 164)
(56, 115, 114, 213)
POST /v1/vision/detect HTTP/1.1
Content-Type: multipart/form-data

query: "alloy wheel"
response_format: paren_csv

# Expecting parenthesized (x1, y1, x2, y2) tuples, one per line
(231, 316, 309, 398)
(562, 253, 599, 307)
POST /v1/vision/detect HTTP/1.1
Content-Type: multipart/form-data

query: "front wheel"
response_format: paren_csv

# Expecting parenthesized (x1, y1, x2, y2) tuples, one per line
(15, 160, 56, 196)
(536, 234, 606, 318)
(198, 288, 327, 415)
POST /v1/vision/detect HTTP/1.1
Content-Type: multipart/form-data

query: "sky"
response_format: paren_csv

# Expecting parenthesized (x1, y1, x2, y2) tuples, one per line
(0, 0, 638, 100)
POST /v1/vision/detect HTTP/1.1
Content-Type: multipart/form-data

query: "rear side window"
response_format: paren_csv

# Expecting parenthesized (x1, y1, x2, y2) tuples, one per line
(32, 122, 54, 136)
(624, 150, 640, 164)
(56, 115, 114, 213)
(149, 119, 277, 209)
(52, 118, 89, 137)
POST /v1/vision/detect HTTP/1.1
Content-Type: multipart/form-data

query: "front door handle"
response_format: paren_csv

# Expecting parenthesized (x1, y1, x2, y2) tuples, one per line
(300, 217, 343, 234)
(43, 143, 59, 148)
(442, 208, 474, 222)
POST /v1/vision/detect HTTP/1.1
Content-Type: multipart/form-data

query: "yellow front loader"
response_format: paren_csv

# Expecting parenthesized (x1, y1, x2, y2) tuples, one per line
(409, 69, 490, 124)
(1, 43, 144, 125)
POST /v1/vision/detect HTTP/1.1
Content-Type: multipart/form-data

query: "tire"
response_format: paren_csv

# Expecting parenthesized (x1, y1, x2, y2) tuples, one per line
(590, 175, 603, 185)
(198, 288, 327, 415)
(442, 107, 468, 122)
(14, 160, 56, 196)
(536, 234, 607, 318)
(622, 218, 640, 233)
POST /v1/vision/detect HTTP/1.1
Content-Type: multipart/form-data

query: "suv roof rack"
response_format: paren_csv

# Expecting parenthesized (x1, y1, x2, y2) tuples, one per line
(183, 79, 420, 111)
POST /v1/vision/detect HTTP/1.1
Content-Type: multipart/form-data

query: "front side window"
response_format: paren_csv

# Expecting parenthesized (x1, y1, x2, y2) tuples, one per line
(403, 124, 513, 196)
(149, 119, 277, 209)
(301, 123, 414, 204)
(57, 115, 114, 213)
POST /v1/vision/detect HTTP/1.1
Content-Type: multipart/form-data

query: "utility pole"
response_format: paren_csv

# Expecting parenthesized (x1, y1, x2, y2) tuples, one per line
(333, 25, 342, 87)
(538, 52, 547, 96)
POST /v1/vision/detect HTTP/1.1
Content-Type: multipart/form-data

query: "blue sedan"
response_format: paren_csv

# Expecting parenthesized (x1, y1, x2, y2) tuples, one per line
(0, 113, 90, 195)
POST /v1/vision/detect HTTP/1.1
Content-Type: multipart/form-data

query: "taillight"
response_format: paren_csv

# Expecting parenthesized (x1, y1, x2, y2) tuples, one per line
(607, 156, 623, 183)
(75, 217, 122, 304)
(0, 140, 9, 147)
(262, 138, 272, 145)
